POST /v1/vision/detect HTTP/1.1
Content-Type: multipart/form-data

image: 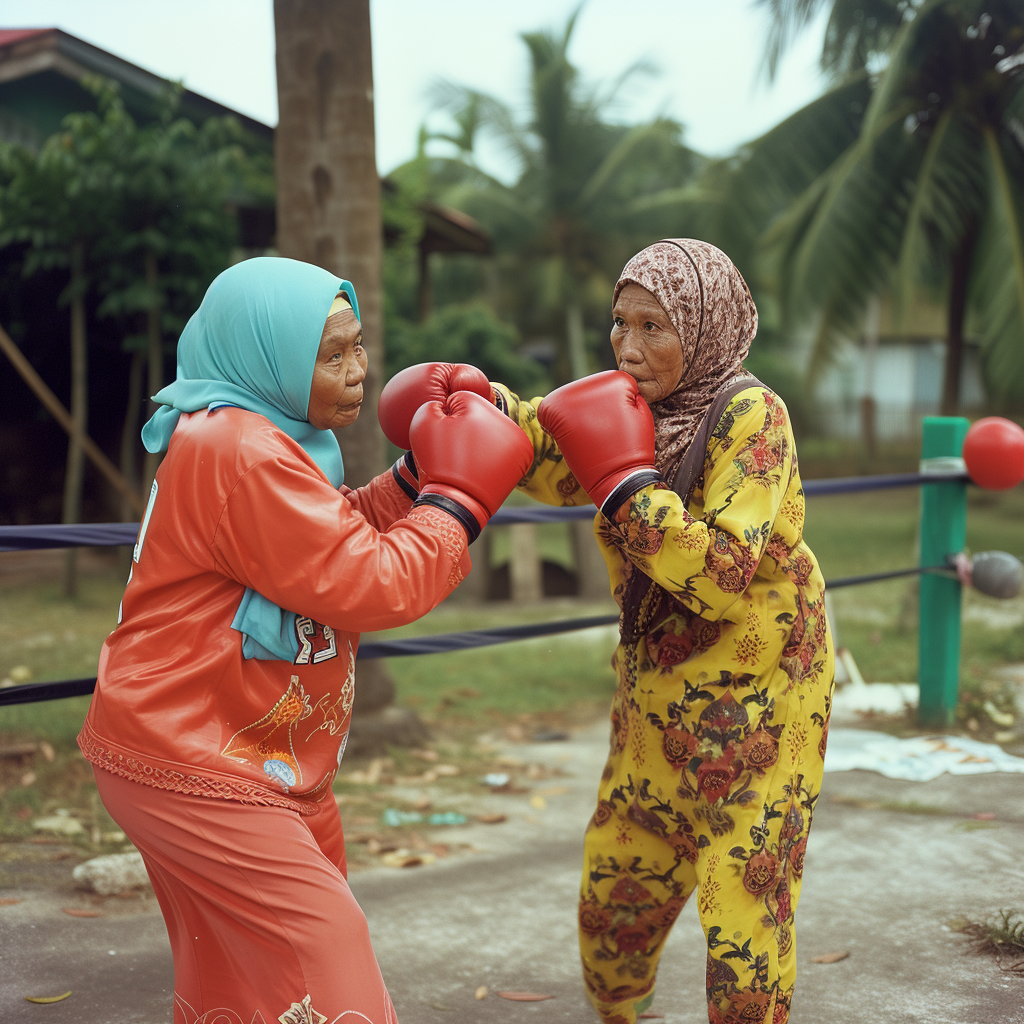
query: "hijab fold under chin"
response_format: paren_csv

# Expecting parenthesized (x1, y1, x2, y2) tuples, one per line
(613, 239, 758, 479)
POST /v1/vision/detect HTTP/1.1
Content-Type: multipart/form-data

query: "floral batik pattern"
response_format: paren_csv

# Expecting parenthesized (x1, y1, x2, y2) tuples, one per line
(502, 381, 834, 1024)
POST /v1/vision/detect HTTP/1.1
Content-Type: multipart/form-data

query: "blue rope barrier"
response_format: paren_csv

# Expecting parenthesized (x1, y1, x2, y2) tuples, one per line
(0, 566, 949, 707)
(0, 471, 971, 551)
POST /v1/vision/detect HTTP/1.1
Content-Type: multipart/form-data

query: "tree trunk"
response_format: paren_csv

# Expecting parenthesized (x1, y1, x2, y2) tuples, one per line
(571, 517, 610, 601)
(417, 241, 432, 323)
(118, 349, 145, 574)
(119, 350, 144, 520)
(564, 298, 609, 597)
(566, 299, 588, 382)
(941, 223, 977, 416)
(62, 241, 88, 599)
(274, 0, 396, 726)
(143, 250, 163, 492)
(860, 296, 880, 459)
(509, 523, 543, 603)
(274, 0, 385, 490)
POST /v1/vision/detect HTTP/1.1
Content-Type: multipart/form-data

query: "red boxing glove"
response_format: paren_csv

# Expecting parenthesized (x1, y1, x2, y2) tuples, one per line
(378, 362, 493, 450)
(410, 391, 534, 542)
(537, 370, 661, 517)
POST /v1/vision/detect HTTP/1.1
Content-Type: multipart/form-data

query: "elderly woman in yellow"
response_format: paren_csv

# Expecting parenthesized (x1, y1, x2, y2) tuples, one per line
(492, 240, 833, 1024)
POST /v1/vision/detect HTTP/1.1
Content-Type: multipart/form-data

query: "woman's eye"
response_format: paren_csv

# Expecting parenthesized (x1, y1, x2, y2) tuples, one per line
(644, 322, 658, 332)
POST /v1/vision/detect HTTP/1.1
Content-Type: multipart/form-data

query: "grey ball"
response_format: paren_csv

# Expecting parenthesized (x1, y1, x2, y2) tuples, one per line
(971, 551, 1024, 599)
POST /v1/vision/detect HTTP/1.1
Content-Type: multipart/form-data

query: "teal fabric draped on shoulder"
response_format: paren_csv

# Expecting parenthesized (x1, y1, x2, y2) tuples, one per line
(141, 256, 361, 661)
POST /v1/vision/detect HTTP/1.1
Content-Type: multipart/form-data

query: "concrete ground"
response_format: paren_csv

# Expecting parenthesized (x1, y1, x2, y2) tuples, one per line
(2, 702, 1024, 1024)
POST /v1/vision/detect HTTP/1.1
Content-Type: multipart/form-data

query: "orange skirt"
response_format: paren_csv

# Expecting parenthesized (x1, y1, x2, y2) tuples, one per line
(94, 767, 397, 1024)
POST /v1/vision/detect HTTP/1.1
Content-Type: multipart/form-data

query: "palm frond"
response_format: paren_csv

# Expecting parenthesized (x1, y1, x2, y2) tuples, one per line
(973, 127, 1024, 399)
(576, 121, 675, 211)
(782, 105, 914, 324)
(893, 111, 988, 324)
(755, 0, 831, 82)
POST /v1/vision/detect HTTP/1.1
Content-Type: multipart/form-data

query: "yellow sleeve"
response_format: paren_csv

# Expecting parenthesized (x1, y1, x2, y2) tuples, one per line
(608, 388, 794, 623)
(491, 382, 594, 508)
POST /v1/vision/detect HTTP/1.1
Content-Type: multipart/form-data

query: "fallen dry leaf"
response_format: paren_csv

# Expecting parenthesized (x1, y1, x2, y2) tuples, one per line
(811, 951, 850, 964)
(0, 898, 21, 906)
(62, 908, 102, 918)
(25, 992, 72, 1004)
(381, 851, 437, 868)
(413, 748, 439, 762)
(477, 813, 507, 824)
(434, 764, 460, 776)
(20, 771, 37, 787)
(412, 796, 432, 812)
(496, 991, 555, 1001)
(39, 741, 55, 762)
(529, 795, 547, 810)
(474, 986, 488, 1000)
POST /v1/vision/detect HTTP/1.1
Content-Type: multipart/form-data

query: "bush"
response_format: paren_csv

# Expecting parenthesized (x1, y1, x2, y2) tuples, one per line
(385, 302, 548, 397)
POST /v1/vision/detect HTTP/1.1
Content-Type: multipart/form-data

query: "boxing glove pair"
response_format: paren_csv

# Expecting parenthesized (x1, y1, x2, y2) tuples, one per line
(537, 371, 661, 518)
(378, 363, 532, 542)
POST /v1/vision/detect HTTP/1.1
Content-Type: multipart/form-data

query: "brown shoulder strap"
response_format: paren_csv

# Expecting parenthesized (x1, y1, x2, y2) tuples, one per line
(670, 376, 765, 505)
(618, 376, 766, 645)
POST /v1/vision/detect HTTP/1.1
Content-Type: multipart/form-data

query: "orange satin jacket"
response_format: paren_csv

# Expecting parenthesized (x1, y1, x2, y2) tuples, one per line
(79, 407, 469, 814)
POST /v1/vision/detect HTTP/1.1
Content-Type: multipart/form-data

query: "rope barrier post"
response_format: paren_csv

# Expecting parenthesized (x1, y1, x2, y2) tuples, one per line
(917, 416, 969, 727)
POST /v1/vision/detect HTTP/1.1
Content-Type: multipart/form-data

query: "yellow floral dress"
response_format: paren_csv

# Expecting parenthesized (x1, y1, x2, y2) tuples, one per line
(494, 383, 834, 1024)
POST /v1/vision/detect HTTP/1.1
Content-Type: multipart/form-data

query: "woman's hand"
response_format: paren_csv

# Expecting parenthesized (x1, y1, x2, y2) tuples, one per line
(537, 370, 661, 518)
(410, 392, 534, 543)
(378, 362, 492, 450)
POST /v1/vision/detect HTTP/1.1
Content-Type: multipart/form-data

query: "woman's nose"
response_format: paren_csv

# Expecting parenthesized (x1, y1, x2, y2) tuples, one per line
(346, 358, 367, 385)
(617, 330, 644, 365)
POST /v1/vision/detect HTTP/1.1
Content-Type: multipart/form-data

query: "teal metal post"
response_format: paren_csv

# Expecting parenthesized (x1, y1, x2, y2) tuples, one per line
(917, 416, 969, 727)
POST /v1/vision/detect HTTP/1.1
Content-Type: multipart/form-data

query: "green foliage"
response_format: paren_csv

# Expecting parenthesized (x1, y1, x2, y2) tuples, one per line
(0, 77, 255, 348)
(757, 0, 911, 82)
(751, 0, 1024, 402)
(385, 302, 547, 396)
(409, 9, 703, 383)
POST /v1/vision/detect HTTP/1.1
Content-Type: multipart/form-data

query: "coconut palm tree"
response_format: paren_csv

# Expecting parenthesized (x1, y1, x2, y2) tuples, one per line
(273, 0, 413, 734)
(415, 7, 700, 597)
(424, 7, 701, 383)
(752, 0, 1024, 410)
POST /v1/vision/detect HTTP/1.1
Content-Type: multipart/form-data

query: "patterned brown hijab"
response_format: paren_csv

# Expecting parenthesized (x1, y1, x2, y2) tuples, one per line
(613, 239, 758, 479)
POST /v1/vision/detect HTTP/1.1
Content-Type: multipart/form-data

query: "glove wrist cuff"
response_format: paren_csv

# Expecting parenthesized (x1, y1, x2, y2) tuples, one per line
(599, 468, 662, 520)
(414, 487, 485, 543)
(391, 451, 419, 501)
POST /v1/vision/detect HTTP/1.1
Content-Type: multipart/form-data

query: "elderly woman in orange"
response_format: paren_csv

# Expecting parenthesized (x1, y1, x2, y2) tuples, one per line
(492, 240, 834, 1024)
(79, 257, 532, 1024)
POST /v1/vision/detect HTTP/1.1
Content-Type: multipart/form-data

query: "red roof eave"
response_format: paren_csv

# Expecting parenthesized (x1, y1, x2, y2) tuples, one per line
(0, 28, 54, 48)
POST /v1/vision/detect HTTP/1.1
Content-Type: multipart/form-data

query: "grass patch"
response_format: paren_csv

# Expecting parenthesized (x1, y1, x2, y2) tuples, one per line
(1, 483, 1022, 837)
(877, 800, 950, 816)
(956, 910, 1024, 974)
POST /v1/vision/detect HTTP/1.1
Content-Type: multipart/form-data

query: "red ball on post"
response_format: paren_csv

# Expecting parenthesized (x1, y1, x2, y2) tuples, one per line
(962, 417, 1024, 490)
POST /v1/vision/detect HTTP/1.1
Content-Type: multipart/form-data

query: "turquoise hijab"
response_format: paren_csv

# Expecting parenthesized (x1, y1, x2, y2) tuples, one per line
(142, 256, 360, 660)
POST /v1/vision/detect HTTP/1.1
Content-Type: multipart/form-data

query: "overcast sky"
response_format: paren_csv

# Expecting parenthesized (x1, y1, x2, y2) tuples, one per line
(2, 0, 829, 176)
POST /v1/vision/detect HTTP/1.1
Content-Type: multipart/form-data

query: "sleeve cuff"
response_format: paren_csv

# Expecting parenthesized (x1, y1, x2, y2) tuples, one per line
(600, 469, 663, 520)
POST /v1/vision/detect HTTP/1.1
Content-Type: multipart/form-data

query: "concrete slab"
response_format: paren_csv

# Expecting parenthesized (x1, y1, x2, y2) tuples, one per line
(1, 721, 1022, 1024)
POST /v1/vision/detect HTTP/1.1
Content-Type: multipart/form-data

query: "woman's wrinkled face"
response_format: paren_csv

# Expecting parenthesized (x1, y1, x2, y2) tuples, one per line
(610, 282, 685, 405)
(307, 309, 367, 430)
